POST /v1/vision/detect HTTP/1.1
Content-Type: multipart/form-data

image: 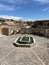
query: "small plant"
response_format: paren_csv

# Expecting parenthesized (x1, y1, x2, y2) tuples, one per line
(13, 30, 17, 34)
(13, 30, 16, 33)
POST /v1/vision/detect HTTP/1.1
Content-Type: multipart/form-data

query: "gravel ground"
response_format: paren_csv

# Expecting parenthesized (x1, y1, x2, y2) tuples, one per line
(0, 34, 49, 65)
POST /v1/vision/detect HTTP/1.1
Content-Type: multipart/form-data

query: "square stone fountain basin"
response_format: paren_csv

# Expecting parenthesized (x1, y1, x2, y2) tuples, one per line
(14, 36, 35, 46)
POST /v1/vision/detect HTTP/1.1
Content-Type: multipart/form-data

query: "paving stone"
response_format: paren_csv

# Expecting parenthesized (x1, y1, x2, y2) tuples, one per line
(0, 34, 49, 65)
(1, 48, 42, 65)
(32, 47, 49, 65)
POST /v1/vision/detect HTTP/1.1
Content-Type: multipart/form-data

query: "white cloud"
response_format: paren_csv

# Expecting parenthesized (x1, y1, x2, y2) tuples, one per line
(26, 19, 34, 21)
(0, 0, 24, 4)
(0, 0, 23, 11)
(1, 0, 49, 12)
(43, 7, 49, 12)
(0, 4, 15, 11)
(1, 0, 49, 5)
(32, 0, 49, 3)
(0, 15, 23, 20)
(0, 15, 34, 21)
(0, 0, 29, 4)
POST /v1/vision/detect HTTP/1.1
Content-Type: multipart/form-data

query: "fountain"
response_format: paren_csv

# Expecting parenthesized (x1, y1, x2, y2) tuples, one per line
(13, 35, 35, 46)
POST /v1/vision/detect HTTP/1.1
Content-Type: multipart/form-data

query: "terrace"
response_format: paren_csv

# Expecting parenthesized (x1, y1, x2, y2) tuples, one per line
(0, 34, 49, 65)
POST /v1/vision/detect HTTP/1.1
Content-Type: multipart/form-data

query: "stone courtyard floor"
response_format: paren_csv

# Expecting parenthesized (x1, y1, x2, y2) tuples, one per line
(0, 34, 49, 65)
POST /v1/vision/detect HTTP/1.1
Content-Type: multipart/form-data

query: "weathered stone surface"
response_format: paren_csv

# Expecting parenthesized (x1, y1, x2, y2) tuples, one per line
(0, 34, 49, 65)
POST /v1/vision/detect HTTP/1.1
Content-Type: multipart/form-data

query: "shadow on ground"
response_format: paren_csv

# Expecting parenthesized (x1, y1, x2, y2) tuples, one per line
(13, 43, 30, 48)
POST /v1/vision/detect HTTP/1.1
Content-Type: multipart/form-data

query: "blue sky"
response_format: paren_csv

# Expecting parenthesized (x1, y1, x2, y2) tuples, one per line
(0, 0, 49, 20)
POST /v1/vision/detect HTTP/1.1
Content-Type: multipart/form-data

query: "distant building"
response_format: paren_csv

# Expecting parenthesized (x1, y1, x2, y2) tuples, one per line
(31, 20, 49, 29)
(31, 20, 49, 37)
(0, 17, 49, 37)
(0, 18, 26, 35)
(0, 18, 18, 35)
(19, 20, 49, 37)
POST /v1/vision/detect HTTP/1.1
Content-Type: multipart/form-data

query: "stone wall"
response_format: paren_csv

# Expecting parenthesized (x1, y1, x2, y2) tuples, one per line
(20, 28, 49, 37)
(31, 28, 49, 37)
(0, 25, 2, 34)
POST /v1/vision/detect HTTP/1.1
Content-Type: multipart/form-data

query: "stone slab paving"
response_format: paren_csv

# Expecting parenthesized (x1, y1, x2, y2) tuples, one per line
(1, 48, 42, 65)
(0, 34, 49, 65)
(0, 35, 16, 59)
(33, 35, 49, 48)
(31, 35, 49, 65)
(32, 47, 49, 65)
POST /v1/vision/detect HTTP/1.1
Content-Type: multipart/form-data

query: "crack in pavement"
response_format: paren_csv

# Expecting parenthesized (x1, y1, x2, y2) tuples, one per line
(31, 49, 45, 65)
(0, 44, 47, 65)
(35, 45, 49, 50)
(0, 48, 16, 62)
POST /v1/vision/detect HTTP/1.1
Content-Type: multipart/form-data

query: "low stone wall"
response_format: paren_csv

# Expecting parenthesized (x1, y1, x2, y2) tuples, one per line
(20, 28, 32, 34)
(20, 28, 49, 37)
(0, 25, 17, 35)
(31, 28, 49, 37)
(47, 29, 49, 37)
(45, 29, 49, 37)
(0, 25, 2, 34)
